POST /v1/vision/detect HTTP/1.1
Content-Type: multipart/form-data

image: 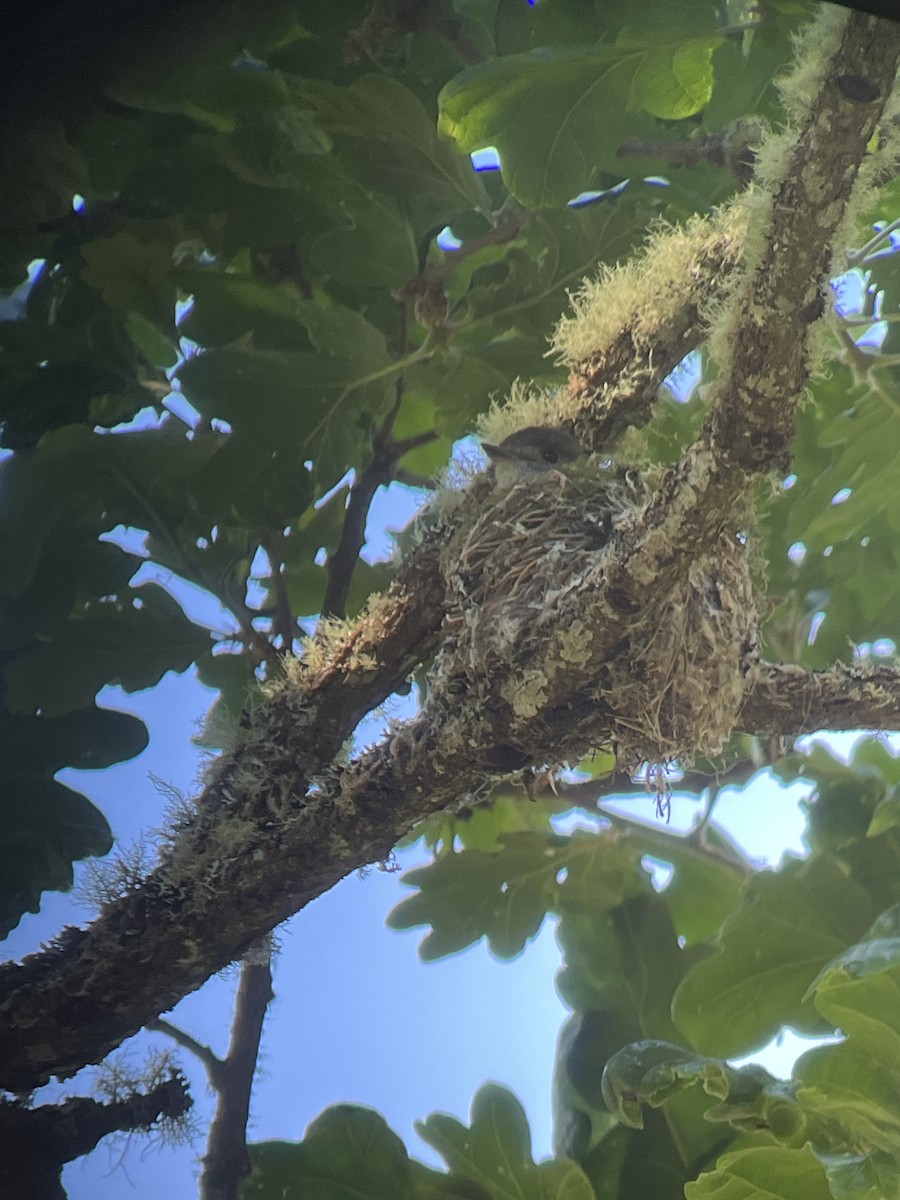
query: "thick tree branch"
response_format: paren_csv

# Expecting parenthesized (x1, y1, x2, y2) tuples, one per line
(0, 535, 447, 1091)
(1, 8, 897, 1094)
(562, 208, 748, 453)
(741, 660, 900, 736)
(0, 1073, 190, 1198)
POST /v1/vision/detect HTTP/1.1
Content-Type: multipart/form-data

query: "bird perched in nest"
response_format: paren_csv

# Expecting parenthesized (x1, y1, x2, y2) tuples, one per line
(481, 425, 584, 490)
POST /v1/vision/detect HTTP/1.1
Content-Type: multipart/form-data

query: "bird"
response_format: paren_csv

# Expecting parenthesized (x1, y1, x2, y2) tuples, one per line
(481, 425, 584, 490)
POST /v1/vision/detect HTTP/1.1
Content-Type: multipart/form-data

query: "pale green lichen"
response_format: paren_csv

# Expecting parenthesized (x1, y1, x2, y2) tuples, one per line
(776, 4, 848, 126)
(477, 380, 574, 447)
(551, 204, 749, 368)
(501, 668, 548, 720)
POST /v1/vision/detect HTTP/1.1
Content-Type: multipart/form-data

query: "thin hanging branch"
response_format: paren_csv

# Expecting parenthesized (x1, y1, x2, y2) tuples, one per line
(322, 404, 438, 619)
(200, 942, 274, 1200)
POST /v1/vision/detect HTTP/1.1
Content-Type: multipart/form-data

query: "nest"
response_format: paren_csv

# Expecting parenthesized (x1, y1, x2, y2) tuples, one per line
(599, 529, 758, 769)
(435, 469, 758, 772)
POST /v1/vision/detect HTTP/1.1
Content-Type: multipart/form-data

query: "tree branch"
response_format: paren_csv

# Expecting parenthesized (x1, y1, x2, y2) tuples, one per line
(617, 119, 764, 186)
(741, 660, 900, 736)
(606, 10, 900, 596)
(0, 1073, 190, 1198)
(200, 940, 273, 1200)
(559, 206, 749, 453)
(259, 535, 300, 650)
(323, 343, 437, 621)
(148, 1019, 223, 1083)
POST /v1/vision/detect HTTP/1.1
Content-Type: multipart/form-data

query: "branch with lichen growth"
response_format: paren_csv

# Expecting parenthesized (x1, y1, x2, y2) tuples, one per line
(740, 660, 900, 736)
(0, 1071, 190, 1195)
(0, 6, 898, 1097)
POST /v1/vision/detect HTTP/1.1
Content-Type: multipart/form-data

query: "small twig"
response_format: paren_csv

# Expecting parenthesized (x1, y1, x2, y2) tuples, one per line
(232, 606, 281, 672)
(322, 462, 394, 621)
(845, 215, 900, 266)
(593, 796, 752, 875)
(323, 400, 438, 619)
(147, 1019, 224, 1086)
(393, 214, 532, 311)
(555, 757, 761, 810)
(618, 120, 763, 187)
(689, 781, 720, 842)
(259, 535, 299, 650)
(842, 311, 900, 325)
(395, 467, 437, 490)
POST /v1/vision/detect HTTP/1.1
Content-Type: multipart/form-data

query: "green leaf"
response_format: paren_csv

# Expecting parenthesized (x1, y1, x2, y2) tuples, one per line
(193, 650, 259, 751)
(795, 1041, 900, 1155)
(438, 46, 660, 206)
(4, 586, 212, 716)
(387, 832, 560, 960)
(806, 903, 900, 1073)
(177, 300, 395, 487)
(672, 856, 874, 1057)
(610, 820, 747, 946)
(0, 706, 148, 775)
(684, 1145, 832, 1200)
(388, 830, 644, 961)
(423, 792, 565, 856)
(417, 1083, 594, 1200)
(0, 425, 217, 598)
(215, 104, 332, 189)
(0, 120, 89, 230)
(81, 232, 176, 327)
(178, 269, 315, 350)
(295, 75, 488, 220)
(104, 13, 304, 127)
(125, 311, 180, 368)
(601, 1039, 805, 1141)
(760, 354, 900, 666)
(0, 776, 112, 938)
(564, 893, 686, 1041)
(816, 1149, 900, 1200)
(191, 425, 314, 528)
(0, 322, 150, 447)
(309, 192, 422, 291)
(0, 538, 138, 654)
(868, 788, 900, 837)
(243, 1105, 416, 1199)
(700, 30, 795, 129)
(553, 1009, 640, 1158)
(625, 35, 724, 120)
(782, 742, 900, 916)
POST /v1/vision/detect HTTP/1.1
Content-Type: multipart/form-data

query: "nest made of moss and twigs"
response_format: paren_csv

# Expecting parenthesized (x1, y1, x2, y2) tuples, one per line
(438, 468, 759, 770)
(600, 531, 759, 770)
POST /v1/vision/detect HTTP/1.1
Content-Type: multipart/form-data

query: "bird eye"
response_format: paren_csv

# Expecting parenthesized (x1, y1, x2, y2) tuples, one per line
(542, 448, 559, 464)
